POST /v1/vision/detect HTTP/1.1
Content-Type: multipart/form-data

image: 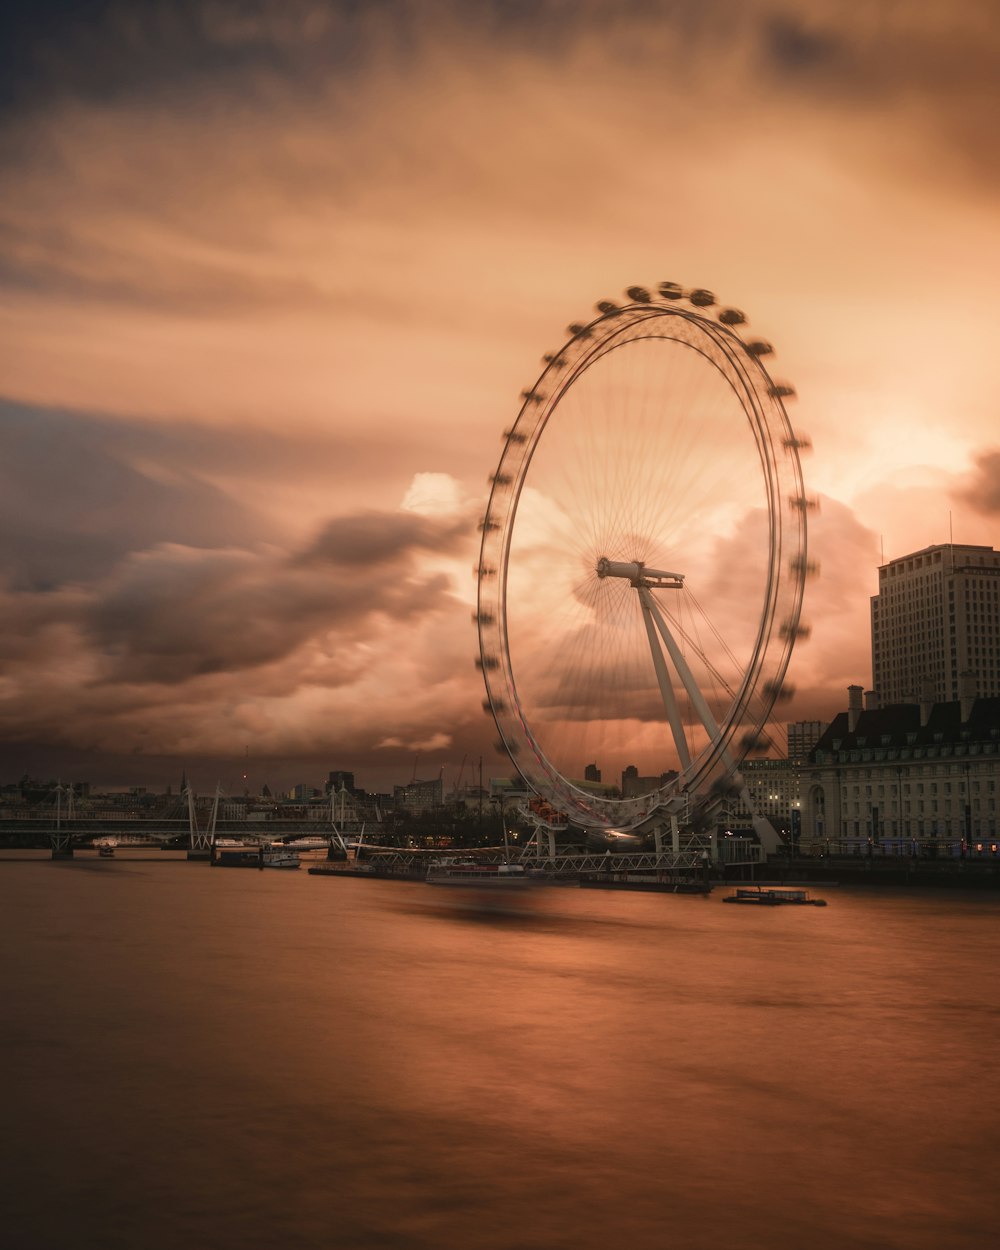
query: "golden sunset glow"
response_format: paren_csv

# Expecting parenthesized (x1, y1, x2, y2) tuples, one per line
(1, 0, 999, 791)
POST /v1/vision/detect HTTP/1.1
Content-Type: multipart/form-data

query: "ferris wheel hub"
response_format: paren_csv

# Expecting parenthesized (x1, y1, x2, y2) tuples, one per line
(596, 557, 684, 587)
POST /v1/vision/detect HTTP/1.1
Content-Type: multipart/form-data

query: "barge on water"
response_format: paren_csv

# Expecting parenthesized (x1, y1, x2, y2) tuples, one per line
(425, 861, 529, 887)
(213, 845, 300, 870)
(580, 874, 710, 894)
(723, 886, 827, 906)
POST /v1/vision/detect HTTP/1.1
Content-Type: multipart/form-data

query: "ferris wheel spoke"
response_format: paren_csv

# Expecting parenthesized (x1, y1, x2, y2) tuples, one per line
(479, 285, 808, 830)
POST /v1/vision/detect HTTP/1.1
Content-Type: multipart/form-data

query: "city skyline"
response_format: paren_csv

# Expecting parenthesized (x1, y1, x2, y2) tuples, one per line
(2, 1, 1000, 793)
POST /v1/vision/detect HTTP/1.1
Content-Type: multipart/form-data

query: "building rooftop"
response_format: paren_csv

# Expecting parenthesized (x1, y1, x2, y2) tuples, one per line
(813, 697, 1000, 760)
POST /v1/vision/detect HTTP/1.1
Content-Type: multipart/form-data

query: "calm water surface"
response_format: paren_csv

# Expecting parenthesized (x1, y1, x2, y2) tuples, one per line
(2, 853, 998, 1249)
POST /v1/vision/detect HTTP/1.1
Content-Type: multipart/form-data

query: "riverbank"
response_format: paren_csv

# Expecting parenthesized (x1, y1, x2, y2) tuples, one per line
(724, 856, 1000, 889)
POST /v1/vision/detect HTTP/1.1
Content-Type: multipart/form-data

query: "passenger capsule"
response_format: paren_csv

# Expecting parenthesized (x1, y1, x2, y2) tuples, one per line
(789, 494, 820, 512)
(762, 679, 795, 702)
(689, 288, 715, 307)
(490, 472, 511, 486)
(718, 307, 745, 325)
(566, 323, 591, 338)
(745, 340, 773, 357)
(495, 738, 517, 756)
(769, 383, 796, 399)
(625, 285, 651, 302)
(477, 518, 499, 533)
(789, 555, 820, 578)
(658, 281, 684, 300)
(476, 654, 500, 671)
(503, 429, 527, 443)
(779, 619, 811, 641)
(708, 776, 741, 801)
(473, 610, 495, 626)
(596, 300, 619, 315)
(475, 564, 497, 578)
(520, 388, 544, 404)
(783, 434, 812, 453)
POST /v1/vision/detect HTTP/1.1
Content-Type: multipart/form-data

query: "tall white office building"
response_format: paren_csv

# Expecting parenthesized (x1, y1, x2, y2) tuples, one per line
(870, 543, 1000, 704)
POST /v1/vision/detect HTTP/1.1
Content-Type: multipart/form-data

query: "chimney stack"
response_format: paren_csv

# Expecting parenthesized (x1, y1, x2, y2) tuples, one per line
(959, 670, 977, 724)
(847, 685, 863, 733)
(919, 675, 935, 727)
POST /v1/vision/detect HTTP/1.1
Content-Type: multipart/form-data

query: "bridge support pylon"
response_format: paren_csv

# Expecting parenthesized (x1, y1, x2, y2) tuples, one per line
(185, 784, 219, 861)
(50, 836, 74, 860)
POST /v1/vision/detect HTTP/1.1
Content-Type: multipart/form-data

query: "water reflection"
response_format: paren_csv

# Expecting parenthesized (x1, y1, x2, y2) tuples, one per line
(1, 859, 998, 1250)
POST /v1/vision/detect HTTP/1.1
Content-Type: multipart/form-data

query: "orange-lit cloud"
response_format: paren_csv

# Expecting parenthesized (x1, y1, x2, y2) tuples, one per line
(1, 0, 998, 790)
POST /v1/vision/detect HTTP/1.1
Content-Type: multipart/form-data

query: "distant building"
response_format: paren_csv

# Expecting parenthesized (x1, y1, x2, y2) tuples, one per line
(326, 770, 357, 795)
(871, 543, 1000, 704)
(621, 765, 679, 799)
(786, 721, 828, 763)
(394, 777, 443, 814)
(584, 763, 601, 783)
(289, 783, 320, 802)
(735, 757, 803, 839)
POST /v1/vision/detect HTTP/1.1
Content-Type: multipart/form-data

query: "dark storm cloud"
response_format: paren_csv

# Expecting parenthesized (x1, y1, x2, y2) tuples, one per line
(82, 542, 458, 683)
(0, 398, 456, 592)
(302, 510, 470, 568)
(955, 449, 1000, 516)
(0, 400, 273, 589)
(0, 393, 478, 685)
(4, 2, 997, 126)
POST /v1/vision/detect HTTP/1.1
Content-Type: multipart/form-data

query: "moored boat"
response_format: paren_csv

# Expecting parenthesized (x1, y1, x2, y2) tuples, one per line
(425, 860, 529, 887)
(213, 844, 301, 870)
(723, 886, 826, 906)
(580, 874, 710, 894)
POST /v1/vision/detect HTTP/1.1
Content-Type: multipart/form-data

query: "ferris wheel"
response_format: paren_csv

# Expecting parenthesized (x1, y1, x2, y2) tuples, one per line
(476, 282, 812, 833)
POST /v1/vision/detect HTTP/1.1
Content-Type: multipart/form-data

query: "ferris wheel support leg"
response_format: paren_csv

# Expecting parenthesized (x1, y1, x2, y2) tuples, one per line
(639, 597, 692, 770)
(641, 589, 723, 748)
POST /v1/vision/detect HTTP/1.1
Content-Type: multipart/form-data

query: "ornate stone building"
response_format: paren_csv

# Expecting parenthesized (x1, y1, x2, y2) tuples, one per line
(801, 685, 1000, 855)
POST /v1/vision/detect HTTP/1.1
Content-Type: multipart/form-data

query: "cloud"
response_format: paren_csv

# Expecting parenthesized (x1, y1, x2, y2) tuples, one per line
(783, 494, 882, 710)
(955, 449, 1000, 517)
(300, 509, 471, 570)
(0, 0, 998, 789)
(0, 400, 274, 588)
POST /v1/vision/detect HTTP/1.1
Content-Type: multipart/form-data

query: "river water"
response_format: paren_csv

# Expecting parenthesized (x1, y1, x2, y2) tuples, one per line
(1, 853, 998, 1249)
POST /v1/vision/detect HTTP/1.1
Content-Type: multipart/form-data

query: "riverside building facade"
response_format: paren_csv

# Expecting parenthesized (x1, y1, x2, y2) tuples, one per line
(800, 684, 1000, 855)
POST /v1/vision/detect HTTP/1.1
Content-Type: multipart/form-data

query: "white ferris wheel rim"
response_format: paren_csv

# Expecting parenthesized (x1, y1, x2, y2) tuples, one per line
(476, 287, 808, 830)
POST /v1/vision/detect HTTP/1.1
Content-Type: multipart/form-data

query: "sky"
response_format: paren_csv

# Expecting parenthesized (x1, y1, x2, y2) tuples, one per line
(1, 0, 999, 795)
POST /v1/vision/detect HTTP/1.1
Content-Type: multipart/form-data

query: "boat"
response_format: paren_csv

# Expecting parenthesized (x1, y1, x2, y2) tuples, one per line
(580, 874, 710, 894)
(213, 844, 301, 870)
(723, 886, 827, 906)
(425, 859, 529, 887)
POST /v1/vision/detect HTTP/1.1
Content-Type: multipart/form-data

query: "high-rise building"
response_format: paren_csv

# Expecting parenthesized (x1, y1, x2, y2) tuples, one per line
(326, 770, 356, 795)
(870, 544, 1000, 704)
(620, 765, 678, 798)
(786, 721, 828, 762)
(394, 777, 443, 813)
